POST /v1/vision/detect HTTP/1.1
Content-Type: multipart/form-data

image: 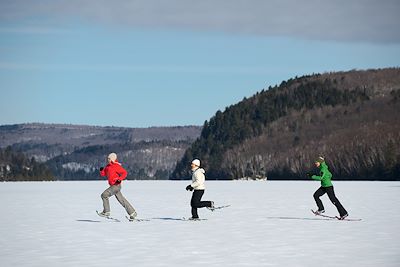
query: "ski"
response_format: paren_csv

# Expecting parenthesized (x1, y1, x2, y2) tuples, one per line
(209, 204, 231, 211)
(335, 216, 362, 221)
(311, 209, 362, 221)
(311, 209, 337, 219)
(125, 216, 150, 222)
(182, 217, 208, 221)
(96, 210, 120, 222)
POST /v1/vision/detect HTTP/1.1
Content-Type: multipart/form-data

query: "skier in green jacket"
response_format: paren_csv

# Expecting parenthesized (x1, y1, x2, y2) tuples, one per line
(309, 157, 348, 220)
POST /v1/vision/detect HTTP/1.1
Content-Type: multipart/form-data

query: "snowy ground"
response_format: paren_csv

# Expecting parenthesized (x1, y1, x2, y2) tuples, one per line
(1, 180, 399, 267)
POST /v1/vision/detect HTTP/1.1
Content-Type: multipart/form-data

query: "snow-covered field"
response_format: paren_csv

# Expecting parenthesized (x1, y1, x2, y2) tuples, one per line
(1, 180, 399, 267)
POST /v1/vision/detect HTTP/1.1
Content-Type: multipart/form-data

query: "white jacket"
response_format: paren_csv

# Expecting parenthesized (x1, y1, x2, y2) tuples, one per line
(191, 168, 206, 190)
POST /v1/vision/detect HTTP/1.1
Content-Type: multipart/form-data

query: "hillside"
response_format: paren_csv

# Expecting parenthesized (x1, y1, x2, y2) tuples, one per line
(172, 68, 400, 180)
(0, 124, 201, 180)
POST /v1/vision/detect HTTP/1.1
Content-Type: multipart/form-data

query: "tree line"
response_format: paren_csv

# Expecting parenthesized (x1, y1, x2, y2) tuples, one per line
(0, 146, 54, 181)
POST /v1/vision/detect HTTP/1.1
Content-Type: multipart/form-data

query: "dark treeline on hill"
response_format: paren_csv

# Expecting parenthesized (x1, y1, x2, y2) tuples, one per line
(0, 147, 54, 181)
(172, 68, 400, 181)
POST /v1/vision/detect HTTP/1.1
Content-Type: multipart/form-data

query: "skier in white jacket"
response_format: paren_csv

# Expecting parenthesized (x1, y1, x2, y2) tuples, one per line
(186, 159, 214, 220)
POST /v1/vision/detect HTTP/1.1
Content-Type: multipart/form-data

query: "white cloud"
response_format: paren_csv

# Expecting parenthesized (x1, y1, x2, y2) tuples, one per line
(1, 0, 399, 43)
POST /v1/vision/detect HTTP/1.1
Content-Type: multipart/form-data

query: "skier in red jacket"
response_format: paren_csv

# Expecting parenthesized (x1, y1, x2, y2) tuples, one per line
(98, 153, 137, 220)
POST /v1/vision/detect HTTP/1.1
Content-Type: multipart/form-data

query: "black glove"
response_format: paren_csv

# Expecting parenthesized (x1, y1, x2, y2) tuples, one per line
(186, 185, 194, 191)
(306, 173, 312, 178)
(100, 167, 104, 171)
(115, 179, 121, 184)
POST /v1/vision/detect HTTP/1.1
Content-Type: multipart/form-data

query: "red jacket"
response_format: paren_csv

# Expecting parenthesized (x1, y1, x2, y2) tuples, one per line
(100, 161, 128, 186)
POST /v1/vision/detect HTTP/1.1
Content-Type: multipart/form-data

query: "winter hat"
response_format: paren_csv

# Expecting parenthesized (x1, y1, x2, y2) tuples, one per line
(108, 153, 117, 162)
(191, 159, 201, 167)
(315, 156, 325, 164)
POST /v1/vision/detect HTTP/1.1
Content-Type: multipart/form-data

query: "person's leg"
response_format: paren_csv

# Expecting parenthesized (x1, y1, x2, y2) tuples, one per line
(101, 185, 119, 213)
(326, 186, 348, 216)
(114, 185, 136, 215)
(198, 194, 212, 208)
(191, 190, 204, 218)
(313, 187, 326, 211)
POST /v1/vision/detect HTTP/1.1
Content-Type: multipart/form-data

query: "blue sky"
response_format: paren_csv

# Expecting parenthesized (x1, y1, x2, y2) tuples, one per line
(0, 0, 399, 127)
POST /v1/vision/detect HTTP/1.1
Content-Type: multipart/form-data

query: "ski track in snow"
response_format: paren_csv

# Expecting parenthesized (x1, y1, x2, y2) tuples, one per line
(0, 181, 399, 267)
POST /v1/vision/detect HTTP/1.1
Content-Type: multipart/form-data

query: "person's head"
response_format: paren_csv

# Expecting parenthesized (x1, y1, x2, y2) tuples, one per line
(314, 156, 325, 167)
(191, 159, 201, 171)
(108, 153, 117, 163)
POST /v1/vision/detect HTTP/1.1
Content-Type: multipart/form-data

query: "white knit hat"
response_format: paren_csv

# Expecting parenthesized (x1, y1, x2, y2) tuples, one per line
(108, 153, 117, 162)
(315, 156, 325, 163)
(191, 159, 201, 167)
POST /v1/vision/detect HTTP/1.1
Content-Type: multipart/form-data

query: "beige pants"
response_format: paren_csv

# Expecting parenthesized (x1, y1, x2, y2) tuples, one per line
(101, 184, 136, 215)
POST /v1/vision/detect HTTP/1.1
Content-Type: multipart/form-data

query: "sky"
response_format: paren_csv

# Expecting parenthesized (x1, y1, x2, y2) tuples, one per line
(0, 0, 399, 128)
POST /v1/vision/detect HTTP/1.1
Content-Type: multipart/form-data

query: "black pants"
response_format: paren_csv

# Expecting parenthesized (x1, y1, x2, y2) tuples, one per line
(191, 190, 212, 218)
(313, 186, 347, 216)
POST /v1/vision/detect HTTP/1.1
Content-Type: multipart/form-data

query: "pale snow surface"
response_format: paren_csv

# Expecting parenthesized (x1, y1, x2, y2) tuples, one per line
(1, 181, 399, 267)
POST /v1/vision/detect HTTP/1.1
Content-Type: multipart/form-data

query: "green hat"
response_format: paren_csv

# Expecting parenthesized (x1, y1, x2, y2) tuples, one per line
(315, 156, 325, 163)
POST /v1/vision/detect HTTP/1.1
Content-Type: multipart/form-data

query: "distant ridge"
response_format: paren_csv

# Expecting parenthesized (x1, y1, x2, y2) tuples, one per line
(0, 123, 201, 181)
(0, 123, 202, 146)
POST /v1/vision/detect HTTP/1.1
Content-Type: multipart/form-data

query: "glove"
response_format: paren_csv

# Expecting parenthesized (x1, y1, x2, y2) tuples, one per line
(115, 179, 121, 184)
(100, 167, 104, 171)
(186, 185, 194, 191)
(306, 173, 312, 178)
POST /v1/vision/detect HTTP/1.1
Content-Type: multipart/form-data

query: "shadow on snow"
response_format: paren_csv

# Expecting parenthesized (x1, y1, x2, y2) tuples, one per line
(265, 216, 335, 221)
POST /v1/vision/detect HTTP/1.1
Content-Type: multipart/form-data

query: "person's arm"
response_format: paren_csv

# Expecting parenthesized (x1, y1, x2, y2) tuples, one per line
(311, 169, 327, 181)
(99, 167, 106, 177)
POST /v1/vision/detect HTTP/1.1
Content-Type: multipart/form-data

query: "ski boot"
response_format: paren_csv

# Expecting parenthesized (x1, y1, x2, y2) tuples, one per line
(98, 211, 111, 218)
(207, 201, 215, 211)
(337, 213, 348, 220)
(128, 211, 137, 221)
(314, 209, 325, 215)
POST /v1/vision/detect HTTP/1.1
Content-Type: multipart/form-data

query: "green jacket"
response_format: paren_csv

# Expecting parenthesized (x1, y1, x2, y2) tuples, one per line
(311, 162, 333, 187)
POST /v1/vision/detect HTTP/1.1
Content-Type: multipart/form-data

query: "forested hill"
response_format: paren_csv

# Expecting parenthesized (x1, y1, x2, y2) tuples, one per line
(172, 68, 400, 181)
